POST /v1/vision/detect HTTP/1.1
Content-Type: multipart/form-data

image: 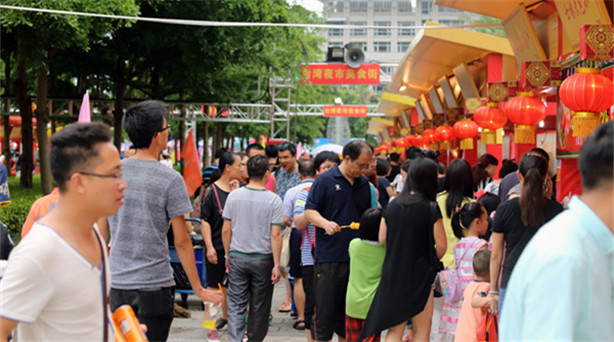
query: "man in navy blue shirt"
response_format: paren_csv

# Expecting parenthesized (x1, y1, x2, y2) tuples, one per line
(305, 140, 373, 342)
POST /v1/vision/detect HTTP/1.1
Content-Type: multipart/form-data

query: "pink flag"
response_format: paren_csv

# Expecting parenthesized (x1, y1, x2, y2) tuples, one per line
(78, 91, 91, 123)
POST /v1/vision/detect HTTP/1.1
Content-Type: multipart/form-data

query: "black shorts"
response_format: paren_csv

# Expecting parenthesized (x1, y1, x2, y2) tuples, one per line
(314, 262, 349, 340)
(205, 250, 226, 288)
(302, 265, 315, 332)
(289, 228, 303, 278)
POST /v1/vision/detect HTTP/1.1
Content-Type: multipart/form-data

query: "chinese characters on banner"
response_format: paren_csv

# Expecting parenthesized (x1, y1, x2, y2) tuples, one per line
(323, 105, 368, 117)
(301, 64, 380, 85)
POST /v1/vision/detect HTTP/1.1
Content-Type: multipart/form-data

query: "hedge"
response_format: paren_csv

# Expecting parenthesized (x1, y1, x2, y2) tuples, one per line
(1, 175, 43, 244)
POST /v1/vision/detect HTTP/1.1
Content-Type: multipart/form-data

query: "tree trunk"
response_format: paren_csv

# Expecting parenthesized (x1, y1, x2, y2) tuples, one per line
(113, 82, 126, 151)
(202, 121, 209, 169)
(3, 49, 11, 171)
(35, 64, 52, 195)
(15, 45, 32, 189)
(179, 101, 186, 174)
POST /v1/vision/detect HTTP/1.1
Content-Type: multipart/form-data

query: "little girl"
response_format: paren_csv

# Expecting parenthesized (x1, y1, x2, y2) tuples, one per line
(439, 202, 489, 340)
(345, 208, 386, 342)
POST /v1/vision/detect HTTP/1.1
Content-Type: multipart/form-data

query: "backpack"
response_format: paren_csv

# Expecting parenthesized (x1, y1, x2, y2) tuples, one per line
(439, 266, 462, 302)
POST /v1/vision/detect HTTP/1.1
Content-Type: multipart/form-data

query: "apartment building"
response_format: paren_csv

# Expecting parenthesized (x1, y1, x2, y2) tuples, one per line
(322, 0, 481, 84)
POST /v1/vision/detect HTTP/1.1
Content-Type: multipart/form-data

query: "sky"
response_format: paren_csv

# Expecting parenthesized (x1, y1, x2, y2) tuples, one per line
(288, 0, 324, 15)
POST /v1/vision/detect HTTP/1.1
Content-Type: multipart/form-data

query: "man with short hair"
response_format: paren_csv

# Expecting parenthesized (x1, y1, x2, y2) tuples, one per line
(246, 143, 276, 192)
(387, 152, 401, 182)
(500, 122, 613, 340)
(100, 100, 222, 341)
(276, 142, 300, 201)
(222, 154, 283, 342)
(305, 140, 374, 342)
(0, 123, 126, 341)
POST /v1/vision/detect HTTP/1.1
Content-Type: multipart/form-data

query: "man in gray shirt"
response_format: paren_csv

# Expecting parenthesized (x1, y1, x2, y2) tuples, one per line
(222, 154, 283, 342)
(99, 101, 222, 341)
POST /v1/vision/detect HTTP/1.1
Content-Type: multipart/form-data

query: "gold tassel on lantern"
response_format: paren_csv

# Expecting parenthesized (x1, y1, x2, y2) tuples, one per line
(480, 129, 497, 145)
(429, 142, 439, 150)
(572, 112, 601, 138)
(460, 138, 473, 149)
(440, 141, 449, 149)
(514, 125, 536, 144)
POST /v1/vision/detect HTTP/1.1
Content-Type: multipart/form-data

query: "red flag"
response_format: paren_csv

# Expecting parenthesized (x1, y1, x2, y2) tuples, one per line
(181, 129, 202, 196)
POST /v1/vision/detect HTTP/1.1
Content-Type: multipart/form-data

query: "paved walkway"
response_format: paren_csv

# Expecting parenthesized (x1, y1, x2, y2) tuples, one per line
(168, 281, 314, 342)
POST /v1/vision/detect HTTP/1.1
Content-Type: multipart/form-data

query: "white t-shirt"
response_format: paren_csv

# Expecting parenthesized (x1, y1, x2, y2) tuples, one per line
(0, 223, 111, 341)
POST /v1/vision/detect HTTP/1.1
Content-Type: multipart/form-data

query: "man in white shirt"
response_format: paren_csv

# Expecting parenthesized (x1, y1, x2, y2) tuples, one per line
(0, 123, 127, 341)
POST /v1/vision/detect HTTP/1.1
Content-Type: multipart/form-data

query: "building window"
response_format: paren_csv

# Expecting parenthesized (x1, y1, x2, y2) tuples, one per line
(373, 42, 391, 52)
(328, 42, 343, 48)
(397, 1, 414, 12)
(440, 20, 463, 26)
(355, 42, 368, 52)
(439, 6, 460, 13)
(374, 1, 391, 12)
(350, 21, 367, 36)
(328, 27, 344, 37)
(381, 66, 395, 75)
(350, 1, 368, 12)
(398, 21, 416, 36)
(421, 1, 433, 14)
(374, 21, 391, 36)
(397, 41, 411, 52)
(329, 1, 344, 13)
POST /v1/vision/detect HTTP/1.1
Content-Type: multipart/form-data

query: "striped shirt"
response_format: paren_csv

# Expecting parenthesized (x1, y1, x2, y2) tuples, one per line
(294, 187, 315, 266)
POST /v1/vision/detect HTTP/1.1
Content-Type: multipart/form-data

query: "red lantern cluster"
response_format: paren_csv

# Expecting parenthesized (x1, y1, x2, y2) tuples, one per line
(505, 92, 547, 144)
(422, 128, 439, 149)
(559, 67, 614, 137)
(473, 102, 507, 144)
(453, 120, 479, 149)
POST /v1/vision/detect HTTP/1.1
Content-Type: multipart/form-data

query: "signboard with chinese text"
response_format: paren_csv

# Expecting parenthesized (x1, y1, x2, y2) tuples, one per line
(323, 105, 368, 117)
(554, 0, 612, 50)
(502, 5, 547, 63)
(302, 64, 380, 85)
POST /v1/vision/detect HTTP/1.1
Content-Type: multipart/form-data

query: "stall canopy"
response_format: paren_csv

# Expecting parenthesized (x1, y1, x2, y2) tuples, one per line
(374, 22, 514, 125)
(434, 0, 544, 19)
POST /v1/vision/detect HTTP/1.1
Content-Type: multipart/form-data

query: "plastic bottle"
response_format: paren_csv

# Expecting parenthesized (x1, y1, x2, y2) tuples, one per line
(113, 305, 148, 342)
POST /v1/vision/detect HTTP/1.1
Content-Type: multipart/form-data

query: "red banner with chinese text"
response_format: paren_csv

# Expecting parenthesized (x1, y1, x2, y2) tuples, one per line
(323, 105, 368, 117)
(302, 64, 380, 85)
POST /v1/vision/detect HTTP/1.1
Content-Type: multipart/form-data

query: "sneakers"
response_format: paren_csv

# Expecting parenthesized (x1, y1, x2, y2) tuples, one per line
(242, 333, 248, 342)
(215, 318, 227, 330)
(207, 330, 220, 342)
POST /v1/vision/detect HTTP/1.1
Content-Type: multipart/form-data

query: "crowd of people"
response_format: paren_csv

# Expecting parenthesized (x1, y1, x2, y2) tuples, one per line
(0, 99, 612, 342)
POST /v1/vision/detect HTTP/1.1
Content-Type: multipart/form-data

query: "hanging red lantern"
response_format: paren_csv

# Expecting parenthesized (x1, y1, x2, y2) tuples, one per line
(414, 135, 426, 148)
(435, 125, 456, 149)
(423, 128, 439, 150)
(394, 138, 406, 149)
(453, 120, 479, 150)
(559, 67, 614, 137)
(404, 135, 415, 146)
(473, 102, 507, 144)
(505, 92, 547, 144)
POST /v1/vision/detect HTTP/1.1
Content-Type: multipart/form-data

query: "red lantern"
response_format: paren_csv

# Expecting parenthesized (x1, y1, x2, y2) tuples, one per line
(414, 135, 426, 148)
(404, 135, 414, 146)
(505, 92, 547, 144)
(423, 128, 439, 150)
(394, 138, 405, 148)
(454, 120, 479, 150)
(435, 125, 456, 149)
(473, 102, 507, 144)
(559, 67, 614, 137)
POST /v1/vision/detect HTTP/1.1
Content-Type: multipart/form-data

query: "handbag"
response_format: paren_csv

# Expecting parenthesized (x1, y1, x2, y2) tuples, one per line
(476, 313, 498, 342)
(280, 228, 291, 267)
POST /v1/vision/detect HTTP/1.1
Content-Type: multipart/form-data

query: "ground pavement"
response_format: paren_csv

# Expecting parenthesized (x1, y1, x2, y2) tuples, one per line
(168, 280, 314, 342)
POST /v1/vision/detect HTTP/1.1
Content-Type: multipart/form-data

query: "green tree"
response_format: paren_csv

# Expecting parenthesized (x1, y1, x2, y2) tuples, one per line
(1, 0, 139, 193)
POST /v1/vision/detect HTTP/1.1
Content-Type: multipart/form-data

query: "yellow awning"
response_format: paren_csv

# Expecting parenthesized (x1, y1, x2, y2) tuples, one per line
(375, 22, 514, 120)
(434, 0, 543, 19)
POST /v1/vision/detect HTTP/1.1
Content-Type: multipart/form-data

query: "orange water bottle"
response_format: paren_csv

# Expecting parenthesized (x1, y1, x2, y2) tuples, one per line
(113, 305, 148, 342)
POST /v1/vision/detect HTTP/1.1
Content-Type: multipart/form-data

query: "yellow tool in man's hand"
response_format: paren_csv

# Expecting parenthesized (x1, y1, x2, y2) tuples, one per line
(338, 222, 360, 230)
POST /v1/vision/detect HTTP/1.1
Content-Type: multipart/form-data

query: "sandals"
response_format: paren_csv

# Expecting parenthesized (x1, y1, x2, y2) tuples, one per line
(293, 320, 306, 330)
(278, 302, 292, 312)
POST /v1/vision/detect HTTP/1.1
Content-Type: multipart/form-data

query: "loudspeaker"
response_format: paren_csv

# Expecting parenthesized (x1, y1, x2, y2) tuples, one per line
(345, 43, 364, 69)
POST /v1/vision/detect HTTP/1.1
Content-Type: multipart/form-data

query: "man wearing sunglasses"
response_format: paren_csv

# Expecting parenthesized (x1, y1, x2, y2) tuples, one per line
(99, 100, 222, 341)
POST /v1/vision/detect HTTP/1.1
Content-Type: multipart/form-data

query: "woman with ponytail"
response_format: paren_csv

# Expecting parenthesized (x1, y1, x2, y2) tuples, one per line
(488, 154, 563, 316)
(439, 203, 489, 339)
